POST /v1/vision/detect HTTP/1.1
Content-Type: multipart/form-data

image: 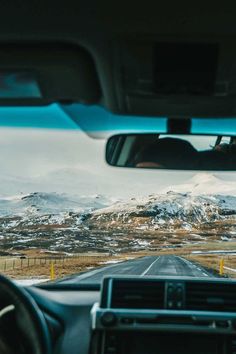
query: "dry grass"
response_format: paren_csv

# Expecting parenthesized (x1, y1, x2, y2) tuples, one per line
(2, 242, 236, 281)
(186, 254, 236, 278)
(4, 257, 106, 279)
(0, 249, 139, 280)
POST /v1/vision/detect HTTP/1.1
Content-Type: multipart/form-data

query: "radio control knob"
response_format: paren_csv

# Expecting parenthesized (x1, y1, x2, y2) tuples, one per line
(101, 311, 117, 327)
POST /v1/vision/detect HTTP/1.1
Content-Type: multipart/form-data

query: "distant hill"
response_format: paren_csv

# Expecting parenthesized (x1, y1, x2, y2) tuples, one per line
(0, 189, 235, 254)
(0, 192, 113, 217)
(90, 191, 236, 230)
(162, 173, 236, 196)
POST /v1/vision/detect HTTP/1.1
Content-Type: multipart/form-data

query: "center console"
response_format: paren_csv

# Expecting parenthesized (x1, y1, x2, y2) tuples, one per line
(91, 277, 236, 354)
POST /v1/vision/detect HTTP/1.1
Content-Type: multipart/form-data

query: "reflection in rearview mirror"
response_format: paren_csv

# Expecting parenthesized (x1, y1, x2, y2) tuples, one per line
(106, 134, 236, 171)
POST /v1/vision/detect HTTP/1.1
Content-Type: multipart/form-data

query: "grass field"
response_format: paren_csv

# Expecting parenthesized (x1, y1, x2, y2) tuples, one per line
(185, 254, 236, 278)
(0, 249, 136, 280)
(1, 241, 236, 281)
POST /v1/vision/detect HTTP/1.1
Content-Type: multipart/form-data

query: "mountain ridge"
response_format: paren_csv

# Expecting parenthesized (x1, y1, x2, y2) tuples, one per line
(0, 177, 235, 253)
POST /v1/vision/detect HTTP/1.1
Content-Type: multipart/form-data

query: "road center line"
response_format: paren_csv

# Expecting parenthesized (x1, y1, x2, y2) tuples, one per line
(141, 256, 160, 276)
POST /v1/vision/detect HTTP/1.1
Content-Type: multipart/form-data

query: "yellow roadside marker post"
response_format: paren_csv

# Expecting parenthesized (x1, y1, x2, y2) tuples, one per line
(219, 258, 224, 276)
(50, 261, 55, 280)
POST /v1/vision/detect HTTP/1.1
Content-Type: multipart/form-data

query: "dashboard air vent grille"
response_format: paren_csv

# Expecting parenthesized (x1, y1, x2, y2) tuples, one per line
(186, 282, 236, 312)
(111, 279, 165, 309)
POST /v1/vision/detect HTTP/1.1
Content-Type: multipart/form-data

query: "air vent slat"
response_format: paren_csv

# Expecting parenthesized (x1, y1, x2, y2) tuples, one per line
(186, 282, 236, 312)
(110, 280, 165, 309)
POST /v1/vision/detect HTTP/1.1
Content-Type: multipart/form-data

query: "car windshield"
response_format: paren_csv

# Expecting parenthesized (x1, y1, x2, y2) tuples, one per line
(0, 105, 236, 287)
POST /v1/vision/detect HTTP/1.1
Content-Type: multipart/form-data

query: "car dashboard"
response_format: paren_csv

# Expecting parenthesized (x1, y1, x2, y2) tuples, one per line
(25, 276, 236, 354)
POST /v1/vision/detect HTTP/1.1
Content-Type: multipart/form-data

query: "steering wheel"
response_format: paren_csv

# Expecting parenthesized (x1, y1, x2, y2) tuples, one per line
(0, 274, 51, 354)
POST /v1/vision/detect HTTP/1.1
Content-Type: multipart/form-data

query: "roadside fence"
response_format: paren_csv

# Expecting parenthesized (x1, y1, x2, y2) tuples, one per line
(0, 254, 109, 272)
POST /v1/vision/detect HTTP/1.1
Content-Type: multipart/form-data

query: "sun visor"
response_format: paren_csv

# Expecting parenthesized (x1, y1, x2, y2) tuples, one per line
(0, 44, 101, 105)
(114, 38, 236, 118)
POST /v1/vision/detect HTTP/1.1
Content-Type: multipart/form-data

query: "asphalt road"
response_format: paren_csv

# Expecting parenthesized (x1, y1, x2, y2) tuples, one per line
(65, 255, 214, 284)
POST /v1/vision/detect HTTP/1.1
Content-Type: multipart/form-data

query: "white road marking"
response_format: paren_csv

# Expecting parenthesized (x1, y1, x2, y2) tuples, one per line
(224, 266, 236, 273)
(177, 256, 210, 277)
(141, 256, 160, 276)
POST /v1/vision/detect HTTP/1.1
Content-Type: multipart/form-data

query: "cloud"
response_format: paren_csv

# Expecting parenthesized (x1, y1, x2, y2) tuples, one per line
(0, 128, 234, 198)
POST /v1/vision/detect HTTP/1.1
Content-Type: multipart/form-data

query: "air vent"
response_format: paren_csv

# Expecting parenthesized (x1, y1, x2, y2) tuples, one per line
(110, 279, 165, 309)
(186, 282, 236, 312)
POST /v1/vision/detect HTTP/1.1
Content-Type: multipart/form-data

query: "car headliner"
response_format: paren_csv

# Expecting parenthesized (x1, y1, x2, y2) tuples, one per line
(0, 1, 234, 119)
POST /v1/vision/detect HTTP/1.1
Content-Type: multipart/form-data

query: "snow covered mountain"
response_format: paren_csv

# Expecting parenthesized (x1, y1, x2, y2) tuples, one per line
(162, 173, 236, 196)
(0, 192, 113, 217)
(90, 192, 236, 230)
(0, 189, 235, 228)
(0, 174, 236, 253)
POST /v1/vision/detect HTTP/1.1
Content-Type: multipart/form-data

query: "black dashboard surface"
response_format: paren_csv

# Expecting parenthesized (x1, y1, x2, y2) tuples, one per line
(24, 277, 236, 354)
(26, 286, 100, 354)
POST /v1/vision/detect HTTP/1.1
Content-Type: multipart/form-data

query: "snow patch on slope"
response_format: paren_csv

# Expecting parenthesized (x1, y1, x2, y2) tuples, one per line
(0, 192, 114, 217)
(92, 191, 236, 226)
(162, 173, 236, 196)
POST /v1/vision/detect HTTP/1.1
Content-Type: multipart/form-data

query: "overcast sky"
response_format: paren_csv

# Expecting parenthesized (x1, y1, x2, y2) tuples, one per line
(0, 125, 234, 198)
(0, 103, 233, 198)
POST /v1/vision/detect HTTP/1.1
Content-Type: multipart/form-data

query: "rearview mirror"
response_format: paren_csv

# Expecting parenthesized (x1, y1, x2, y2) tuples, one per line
(106, 134, 236, 171)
